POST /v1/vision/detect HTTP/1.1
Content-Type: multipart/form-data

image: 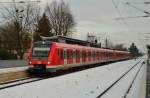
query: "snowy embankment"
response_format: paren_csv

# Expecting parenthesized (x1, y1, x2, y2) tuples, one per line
(0, 58, 146, 98)
(0, 60, 27, 74)
(0, 67, 27, 74)
(0, 60, 27, 69)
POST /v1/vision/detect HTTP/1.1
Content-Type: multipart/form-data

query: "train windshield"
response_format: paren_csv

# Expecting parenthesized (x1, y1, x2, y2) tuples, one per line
(32, 41, 52, 59)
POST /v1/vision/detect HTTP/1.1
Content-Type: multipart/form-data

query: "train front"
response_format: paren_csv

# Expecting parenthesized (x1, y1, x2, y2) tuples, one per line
(28, 41, 52, 71)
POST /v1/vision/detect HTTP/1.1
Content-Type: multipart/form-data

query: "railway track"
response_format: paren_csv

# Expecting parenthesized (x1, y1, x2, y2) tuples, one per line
(96, 59, 144, 98)
(0, 59, 132, 90)
(0, 77, 41, 90)
(0, 70, 65, 90)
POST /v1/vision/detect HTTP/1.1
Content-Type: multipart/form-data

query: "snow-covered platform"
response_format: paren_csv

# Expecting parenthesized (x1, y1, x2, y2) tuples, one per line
(0, 60, 27, 69)
(0, 58, 146, 98)
(0, 60, 27, 74)
(0, 67, 27, 74)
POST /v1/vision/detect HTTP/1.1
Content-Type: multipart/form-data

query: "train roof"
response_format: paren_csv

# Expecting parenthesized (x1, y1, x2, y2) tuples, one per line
(54, 42, 118, 52)
(40, 35, 101, 48)
(38, 36, 130, 53)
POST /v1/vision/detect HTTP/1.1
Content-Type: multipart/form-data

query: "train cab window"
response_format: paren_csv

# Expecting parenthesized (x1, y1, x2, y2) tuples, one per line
(32, 41, 52, 59)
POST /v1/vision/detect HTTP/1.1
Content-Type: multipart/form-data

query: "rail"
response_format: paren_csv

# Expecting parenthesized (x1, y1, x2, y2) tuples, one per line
(97, 59, 143, 98)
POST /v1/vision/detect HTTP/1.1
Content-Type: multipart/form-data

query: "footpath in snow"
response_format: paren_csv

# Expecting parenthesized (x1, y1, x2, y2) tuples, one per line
(0, 58, 146, 98)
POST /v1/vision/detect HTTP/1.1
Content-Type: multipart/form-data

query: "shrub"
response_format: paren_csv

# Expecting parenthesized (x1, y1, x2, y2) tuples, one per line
(0, 49, 17, 60)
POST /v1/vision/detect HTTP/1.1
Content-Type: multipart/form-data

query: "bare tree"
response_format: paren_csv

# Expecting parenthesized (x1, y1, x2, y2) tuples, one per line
(45, 1, 75, 36)
(0, 0, 40, 59)
(113, 44, 127, 51)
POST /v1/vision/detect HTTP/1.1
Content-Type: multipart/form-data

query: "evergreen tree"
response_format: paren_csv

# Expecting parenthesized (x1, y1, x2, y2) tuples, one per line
(147, 45, 150, 59)
(129, 43, 139, 57)
(34, 13, 53, 41)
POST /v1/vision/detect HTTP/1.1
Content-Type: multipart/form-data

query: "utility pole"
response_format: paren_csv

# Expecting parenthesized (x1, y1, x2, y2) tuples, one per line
(105, 32, 109, 48)
(147, 45, 150, 64)
(145, 33, 150, 61)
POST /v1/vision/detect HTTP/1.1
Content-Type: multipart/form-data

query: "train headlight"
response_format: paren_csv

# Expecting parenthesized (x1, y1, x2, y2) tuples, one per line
(29, 61, 32, 64)
(48, 61, 51, 64)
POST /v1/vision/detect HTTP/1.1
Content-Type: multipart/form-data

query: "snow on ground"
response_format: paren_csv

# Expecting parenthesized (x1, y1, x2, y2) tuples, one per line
(0, 67, 28, 74)
(100, 59, 146, 98)
(0, 58, 146, 98)
(126, 61, 146, 98)
(0, 60, 27, 69)
(0, 60, 27, 74)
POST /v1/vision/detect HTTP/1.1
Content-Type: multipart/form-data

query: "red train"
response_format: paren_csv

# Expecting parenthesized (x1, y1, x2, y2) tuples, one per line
(28, 40, 131, 72)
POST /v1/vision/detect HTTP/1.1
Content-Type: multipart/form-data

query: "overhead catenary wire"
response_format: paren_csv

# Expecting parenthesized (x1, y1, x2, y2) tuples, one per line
(111, 0, 129, 26)
(126, 2, 150, 14)
(116, 1, 150, 20)
(116, 15, 150, 20)
(125, 1, 150, 4)
(111, 0, 147, 52)
(111, 0, 135, 43)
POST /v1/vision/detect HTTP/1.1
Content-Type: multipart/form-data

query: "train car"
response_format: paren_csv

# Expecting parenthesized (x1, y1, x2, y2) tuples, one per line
(28, 40, 130, 72)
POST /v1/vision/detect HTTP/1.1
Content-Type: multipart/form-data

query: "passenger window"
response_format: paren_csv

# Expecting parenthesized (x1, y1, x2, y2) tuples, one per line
(73, 50, 76, 58)
(93, 51, 95, 58)
(80, 51, 82, 58)
(76, 50, 77, 58)
(64, 50, 67, 59)
(61, 50, 63, 59)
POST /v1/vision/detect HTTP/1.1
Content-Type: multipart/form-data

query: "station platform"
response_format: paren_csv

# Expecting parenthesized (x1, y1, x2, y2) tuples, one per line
(0, 60, 27, 69)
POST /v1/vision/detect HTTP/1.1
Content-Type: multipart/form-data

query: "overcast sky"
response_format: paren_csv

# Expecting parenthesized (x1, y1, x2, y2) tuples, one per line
(41, 0, 150, 52)
(1, 0, 150, 52)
